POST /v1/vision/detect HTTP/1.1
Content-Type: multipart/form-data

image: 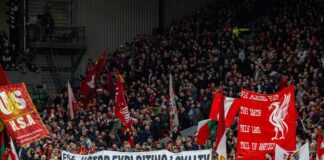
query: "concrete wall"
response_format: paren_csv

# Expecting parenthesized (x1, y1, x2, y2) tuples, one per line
(0, 0, 9, 34)
(73, 0, 159, 74)
(73, 0, 209, 74)
(163, 0, 209, 27)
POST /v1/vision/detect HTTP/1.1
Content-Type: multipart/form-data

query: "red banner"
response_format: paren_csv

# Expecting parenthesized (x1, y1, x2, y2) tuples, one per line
(0, 83, 49, 146)
(236, 86, 297, 159)
(114, 73, 131, 126)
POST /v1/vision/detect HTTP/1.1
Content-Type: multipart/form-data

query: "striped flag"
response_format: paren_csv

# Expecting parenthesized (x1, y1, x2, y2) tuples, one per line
(209, 94, 240, 127)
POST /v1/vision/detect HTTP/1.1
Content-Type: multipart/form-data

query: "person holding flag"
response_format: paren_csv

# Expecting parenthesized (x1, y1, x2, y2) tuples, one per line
(80, 51, 108, 100)
(114, 71, 134, 146)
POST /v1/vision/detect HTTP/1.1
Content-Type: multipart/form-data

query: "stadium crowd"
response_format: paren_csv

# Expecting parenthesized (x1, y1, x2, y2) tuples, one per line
(2, 0, 323, 159)
(0, 31, 39, 72)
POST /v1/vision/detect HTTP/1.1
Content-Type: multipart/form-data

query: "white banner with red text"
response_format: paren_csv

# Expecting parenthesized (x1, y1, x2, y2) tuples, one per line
(62, 149, 212, 160)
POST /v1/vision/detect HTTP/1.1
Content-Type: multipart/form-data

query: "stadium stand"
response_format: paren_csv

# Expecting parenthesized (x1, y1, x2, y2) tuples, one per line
(0, 0, 323, 159)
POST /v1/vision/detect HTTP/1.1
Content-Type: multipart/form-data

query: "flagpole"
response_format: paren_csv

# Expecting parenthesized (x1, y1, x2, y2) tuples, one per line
(299, 118, 307, 132)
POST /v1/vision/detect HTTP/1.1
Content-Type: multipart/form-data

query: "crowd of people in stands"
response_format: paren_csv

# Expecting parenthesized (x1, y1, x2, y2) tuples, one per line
(0, 31, 39, 72)
(4, 0, 323, 159)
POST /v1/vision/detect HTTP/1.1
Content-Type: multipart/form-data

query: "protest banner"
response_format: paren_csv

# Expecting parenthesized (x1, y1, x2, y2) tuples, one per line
(62, 149, 212, 160)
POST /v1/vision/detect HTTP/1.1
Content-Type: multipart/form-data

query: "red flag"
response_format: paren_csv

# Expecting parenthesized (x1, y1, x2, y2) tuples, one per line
(196, 119, 217, 145)
(0, 83, 49, 146)
(68, 81, 79, 119)
(0, 66, 10, 86)
(80, 52, 107, 100)
(236, 86, 297, 159)
(114, 73, 131, 125)
(114, 72, 134, 146)
(318, 133, 324, 160)
(209, 94, 240, 127)
(214, 93, 227, 159)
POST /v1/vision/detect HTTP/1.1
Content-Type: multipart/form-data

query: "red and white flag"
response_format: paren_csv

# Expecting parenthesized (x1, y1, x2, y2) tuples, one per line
(196, 119, 216, 145)
(209, 94, 240, 127)
(214, 93, 227, 160)
(0, 66, 10, 86)
(9, 137, 19, 160)
(169, 74, 179, 130)
(68, 81, 79, 119)
(80, 52, 107, 100)
(318, 133, 324, 160)
(114, 72, 134, 146)
(236, 86, 298, 159)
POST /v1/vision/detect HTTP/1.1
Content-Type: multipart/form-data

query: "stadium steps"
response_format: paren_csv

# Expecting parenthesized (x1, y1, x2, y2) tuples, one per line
(33, 50, 72, 94)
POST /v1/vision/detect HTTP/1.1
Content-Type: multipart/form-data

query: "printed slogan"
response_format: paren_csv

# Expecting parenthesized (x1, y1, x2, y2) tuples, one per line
(62, 150, 211, 160)
(236, 86, 297, 159)
(0, 83, 49, 146)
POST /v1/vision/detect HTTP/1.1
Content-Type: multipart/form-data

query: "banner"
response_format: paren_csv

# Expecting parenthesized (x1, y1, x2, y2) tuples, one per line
(0, 83, 49, 146)
(62, 149, 212, 160)
(236, 86, 297, 159)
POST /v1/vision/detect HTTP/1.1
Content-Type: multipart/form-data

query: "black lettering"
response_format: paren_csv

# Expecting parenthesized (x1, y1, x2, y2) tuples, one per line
(175, 156, 181, 160)
(98, 156, 103, 160)
(145, 155, 151, 160)
(63, 153, 68, 160)
(153, 155, 160, 160)
(104, 156, 110, 160)
(161, 155, 167, 160)
(198, 155, 204, 160)
(136, 155, 142, 160)
(205, 154, 210, 160)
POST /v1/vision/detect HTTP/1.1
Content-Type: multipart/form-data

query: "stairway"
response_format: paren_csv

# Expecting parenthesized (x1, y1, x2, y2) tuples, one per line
(33, 49, 72, 94)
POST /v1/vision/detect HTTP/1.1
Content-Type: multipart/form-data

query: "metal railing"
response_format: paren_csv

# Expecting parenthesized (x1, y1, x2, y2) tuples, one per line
(28, 24, 85, 44)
